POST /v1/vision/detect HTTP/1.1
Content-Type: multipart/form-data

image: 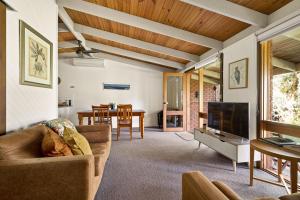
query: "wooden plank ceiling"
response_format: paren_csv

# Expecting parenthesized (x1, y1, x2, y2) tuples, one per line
(58, 0, 292, 69)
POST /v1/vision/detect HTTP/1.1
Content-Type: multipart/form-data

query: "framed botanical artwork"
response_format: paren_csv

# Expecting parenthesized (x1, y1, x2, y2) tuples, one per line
(229, 58, 248, 89)
(19, 20, 53, 88)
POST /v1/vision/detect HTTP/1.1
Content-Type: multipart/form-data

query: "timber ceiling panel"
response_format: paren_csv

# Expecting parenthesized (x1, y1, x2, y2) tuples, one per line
(58, 47, 79, 54)
(58, 32, 76, 42)
(272, 35, 300, 64)
(84, 34, 189, 64)
(227, 0, 292, 15)
(81, 0, 250, 41)
(66, 9, 209, 55)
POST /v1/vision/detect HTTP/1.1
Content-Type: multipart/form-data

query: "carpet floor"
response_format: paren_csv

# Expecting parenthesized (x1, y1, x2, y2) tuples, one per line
(95, 130, 286, 200)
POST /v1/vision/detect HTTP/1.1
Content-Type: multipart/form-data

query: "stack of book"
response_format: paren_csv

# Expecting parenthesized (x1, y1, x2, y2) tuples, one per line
(259, 137, 300, 155)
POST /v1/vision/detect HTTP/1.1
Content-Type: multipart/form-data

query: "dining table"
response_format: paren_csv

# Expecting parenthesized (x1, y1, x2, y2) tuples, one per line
(77, 109, 146, 139)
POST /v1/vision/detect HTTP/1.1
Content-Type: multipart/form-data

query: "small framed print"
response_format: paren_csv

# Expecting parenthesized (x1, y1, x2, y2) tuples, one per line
(229, 58, 248, 89)
(19, 20, 53, 88)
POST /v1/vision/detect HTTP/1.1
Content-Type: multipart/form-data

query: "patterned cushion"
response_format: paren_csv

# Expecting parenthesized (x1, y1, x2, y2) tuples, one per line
(63, 127, 92, 155)
(41, 127, 73, 157)
(43, 118, 76, 136)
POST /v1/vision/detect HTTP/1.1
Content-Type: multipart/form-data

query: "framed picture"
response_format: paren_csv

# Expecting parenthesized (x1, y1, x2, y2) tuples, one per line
(229, 58, 248, 89)
(19, 20, 53, 88)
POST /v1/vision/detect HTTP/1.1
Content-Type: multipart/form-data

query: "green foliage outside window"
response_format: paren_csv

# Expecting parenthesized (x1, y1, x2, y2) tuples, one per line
(272, 72, 300, 125)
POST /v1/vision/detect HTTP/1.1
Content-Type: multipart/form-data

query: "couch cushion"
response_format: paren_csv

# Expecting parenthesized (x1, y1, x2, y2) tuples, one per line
(93, 154, 106, 176)
(41, 127, 73, 157)
(90, 143, 107, 155)
(0, 125, 47, 160)
(81, 131, 109, 143)
(44, 118, 76, 136)
(63, 127, 92, 155)
(212, 181, 242, 200)
(90, 143, 109, 176)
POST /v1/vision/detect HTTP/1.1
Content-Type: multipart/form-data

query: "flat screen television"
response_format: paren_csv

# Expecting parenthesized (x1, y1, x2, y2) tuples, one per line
(208, 102, 249, 139)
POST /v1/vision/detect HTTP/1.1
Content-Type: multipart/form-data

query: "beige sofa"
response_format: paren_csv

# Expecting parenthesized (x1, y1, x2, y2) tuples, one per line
(182, 171, 300, 200)
(0, 124, 111, 200)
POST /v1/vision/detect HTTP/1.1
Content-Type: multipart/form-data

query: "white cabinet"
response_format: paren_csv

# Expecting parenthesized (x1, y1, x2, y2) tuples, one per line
(58, 106, 73, 119)
(194, 128, 260, 172)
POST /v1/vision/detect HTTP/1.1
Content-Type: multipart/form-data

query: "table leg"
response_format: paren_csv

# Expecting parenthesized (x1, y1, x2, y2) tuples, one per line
(233, 160, 237, 173)
(88, 117, 91, 125)
(278, 159, 282, 183)
(140, 113, 144, 139)
(290, 160, 298, 193)
(139, 116, 141, 132)
(250, 147, 254, 186)
(78, 114, 83, 125)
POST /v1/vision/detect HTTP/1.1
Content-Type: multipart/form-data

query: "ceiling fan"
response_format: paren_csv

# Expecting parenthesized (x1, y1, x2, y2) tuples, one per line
(75, 40, 101, 57)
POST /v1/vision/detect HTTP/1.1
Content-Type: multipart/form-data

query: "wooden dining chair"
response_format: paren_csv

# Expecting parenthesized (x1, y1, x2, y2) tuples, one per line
(92, 105, 112, 128)
(117, 104, 133, 141)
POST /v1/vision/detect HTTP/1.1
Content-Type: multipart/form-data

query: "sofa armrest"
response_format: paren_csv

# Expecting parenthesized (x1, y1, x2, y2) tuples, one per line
(182, 171, 230, 200)
(76, 125, 111, 143)
(279, 193, 300, 200)
(212, 181, 242, 200)
(0, 155, 94, 200)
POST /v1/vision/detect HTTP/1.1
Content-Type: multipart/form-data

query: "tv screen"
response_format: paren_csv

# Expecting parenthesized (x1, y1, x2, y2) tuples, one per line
(208, 102, 249, 139)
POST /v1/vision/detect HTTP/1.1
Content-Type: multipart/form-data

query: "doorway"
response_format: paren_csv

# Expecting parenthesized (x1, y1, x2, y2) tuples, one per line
(0, 1, 6, 135)
(187, 56, 223, 133)
(163, 72, 186, 132)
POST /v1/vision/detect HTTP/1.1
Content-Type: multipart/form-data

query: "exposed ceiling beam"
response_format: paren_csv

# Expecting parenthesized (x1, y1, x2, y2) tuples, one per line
(204, 70, 220, 79)
(58, 5, 90, 50)
(58, 23, 69, 33)
(272, 56, 297, 72)
(59, 52, 174, 72)
(180, 0, 267, 27)
(75, 24, 199, 62)
(268, 0, 300, 24)
(86, 41, 185, 69)
(58, 40, 185, 69)
(57, 0, 223, 49)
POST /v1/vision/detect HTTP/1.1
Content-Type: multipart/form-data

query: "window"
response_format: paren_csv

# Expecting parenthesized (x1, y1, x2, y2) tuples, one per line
(260, 26, 300, 182)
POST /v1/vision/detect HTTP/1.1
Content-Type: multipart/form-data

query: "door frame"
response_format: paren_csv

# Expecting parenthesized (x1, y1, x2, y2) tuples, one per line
(0, 1, 6, 135)
(163, 72, 186, 132)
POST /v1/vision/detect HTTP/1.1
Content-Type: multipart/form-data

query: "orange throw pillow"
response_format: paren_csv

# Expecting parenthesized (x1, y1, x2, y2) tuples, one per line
(42, 127, 73, 157)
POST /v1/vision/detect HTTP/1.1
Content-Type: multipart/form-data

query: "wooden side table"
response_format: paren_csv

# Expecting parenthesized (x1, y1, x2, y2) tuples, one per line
(250, 139, 300, 194)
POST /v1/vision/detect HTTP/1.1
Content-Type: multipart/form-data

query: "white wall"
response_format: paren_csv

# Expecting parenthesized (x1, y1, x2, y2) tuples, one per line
(6, 0, 58, 131)
(222, 34, 258, 140)
(58, 59, 163, 128)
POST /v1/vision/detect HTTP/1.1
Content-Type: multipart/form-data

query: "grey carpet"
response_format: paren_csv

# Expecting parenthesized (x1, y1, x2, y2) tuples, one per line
(95, 130, 286, 200)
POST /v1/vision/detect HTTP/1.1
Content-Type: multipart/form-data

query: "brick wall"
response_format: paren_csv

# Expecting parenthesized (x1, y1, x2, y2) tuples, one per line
(189, 79, 199, 132)
(189, 80, 217, 131)
(203, 83, 217, 124)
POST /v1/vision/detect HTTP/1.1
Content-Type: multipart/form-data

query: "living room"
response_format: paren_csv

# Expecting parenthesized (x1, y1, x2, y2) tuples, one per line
(1, 0, 300, 200)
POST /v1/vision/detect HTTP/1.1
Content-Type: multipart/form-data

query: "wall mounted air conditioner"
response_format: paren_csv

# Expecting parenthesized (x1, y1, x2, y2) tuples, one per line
(71, 58, 105, 68)
(103, 83, 130, 90)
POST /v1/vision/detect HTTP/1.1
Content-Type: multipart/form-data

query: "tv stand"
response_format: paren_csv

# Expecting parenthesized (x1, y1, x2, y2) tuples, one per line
(194, 128, 259, 172)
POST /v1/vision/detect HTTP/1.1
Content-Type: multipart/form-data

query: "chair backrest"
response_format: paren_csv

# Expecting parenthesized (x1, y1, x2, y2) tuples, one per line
(117, 104, 132, 122)
(92, 105, 110, 124)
